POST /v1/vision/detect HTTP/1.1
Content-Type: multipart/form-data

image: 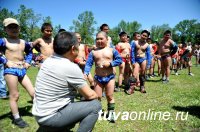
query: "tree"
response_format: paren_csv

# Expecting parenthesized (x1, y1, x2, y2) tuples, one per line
(69, 11, 96, 45)
(0, 8, 16, 37)
(17, 5, 42, 41)
(174, 19, 200, 44)
(109, 20, 141, 45)
(150, 24, 172, 42)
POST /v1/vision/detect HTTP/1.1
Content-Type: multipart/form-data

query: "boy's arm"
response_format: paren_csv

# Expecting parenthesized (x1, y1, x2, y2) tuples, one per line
(24, 42, 33, 64)
(32, 39, 41, 52)
(84, 52, 94, 75)
(146, 45, 152, 69)
(0, 38, 7, 64)
(170, 41, 178, 56)
(110, 49, 122, 67)
(130, 41, 136, 64)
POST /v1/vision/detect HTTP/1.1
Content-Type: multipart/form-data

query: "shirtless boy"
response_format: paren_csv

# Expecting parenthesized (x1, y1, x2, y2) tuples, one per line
(31, 23, 54, 66)
(0, 18, 34, 128)
(74, 32, 94, 88)
(159, 30, 177, 83)
(127, 30, 151, 94)
(115, 31, 131, 91)
(84, 31, 122, 122)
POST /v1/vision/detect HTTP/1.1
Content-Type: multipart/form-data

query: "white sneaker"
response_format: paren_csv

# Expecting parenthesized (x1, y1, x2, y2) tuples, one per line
(188, 73, 194, 76)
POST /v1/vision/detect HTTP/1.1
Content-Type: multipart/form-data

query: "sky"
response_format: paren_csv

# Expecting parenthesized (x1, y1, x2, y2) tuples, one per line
(0, 0, 200, 32)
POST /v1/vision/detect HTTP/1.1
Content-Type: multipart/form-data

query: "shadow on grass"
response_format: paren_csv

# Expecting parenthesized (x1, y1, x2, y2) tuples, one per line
(146, 79, 162, 82)
(172, 105, 200, 119)
(0, 105, 33, 120)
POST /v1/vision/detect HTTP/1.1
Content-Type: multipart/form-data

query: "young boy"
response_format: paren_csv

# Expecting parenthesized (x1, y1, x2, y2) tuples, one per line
(115, 31, 131, 91)
(127, 30, 151, 94)
(74, 32, 94, 89)
(181, 42, 194, 76)
(158, 30, 177, 83)
(0, 18, 34, 128)
(84, 31, 122, 123)
(31, 23, 54, 66)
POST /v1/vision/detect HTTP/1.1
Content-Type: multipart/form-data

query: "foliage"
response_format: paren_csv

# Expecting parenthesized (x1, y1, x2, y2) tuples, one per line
(0, 7, 16, 37)
(174, 19, 200, 44)
(150, 24, 172, 42)
(109, 20, 142, 45)
(69, 11, 96, 45)
(0, 5, 199, 45)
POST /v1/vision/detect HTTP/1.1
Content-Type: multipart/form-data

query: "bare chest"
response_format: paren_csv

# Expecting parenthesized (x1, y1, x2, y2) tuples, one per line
(93, 48, 113, 61)
(6, 42, 25, 52)
(135, 43, 148, 51)
(160, 41, 171, 49)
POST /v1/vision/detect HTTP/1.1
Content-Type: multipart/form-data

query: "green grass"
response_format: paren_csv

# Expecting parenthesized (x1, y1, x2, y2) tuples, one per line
(0, 58, 200, 132)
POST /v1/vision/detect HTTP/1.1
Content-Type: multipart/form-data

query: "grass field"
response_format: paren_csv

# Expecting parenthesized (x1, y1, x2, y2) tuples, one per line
(0, 58, 200, 132)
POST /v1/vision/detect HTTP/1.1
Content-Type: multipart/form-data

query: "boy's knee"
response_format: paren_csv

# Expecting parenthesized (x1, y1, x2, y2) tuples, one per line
(10, 93, 20, 100)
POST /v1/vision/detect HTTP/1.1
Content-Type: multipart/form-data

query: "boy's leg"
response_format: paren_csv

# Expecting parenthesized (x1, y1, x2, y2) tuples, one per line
(157, 59, 161, 76)
(94, 80, 104, 100)
(19, 75, 34, 98)
(105, 79, 115, 122)
(133, 63, 140, 85)
(5, 74, 19, 116)
(5, 74, 28, 128)
(105, 79, 115, 104)
(140, 60, 147, 93)
(117, 62, 125, 88)
(161, 60, 165, 81)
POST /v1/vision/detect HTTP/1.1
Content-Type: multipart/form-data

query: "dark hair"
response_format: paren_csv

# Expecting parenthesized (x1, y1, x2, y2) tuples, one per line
(141, 30, 150, 37)
(164, 30, 171, 35)
(41, 23, 53, 32)
(53, 31, 78, 55)
(100, 23, 109, 30)
(58, 28, 66, 33)
(132, 32, 140, 37)
(119, 31, 127, 37)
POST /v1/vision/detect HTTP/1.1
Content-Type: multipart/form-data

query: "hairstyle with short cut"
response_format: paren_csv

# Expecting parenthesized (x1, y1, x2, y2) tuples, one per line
(100, 23, 109, 30)
(132, 32, 140, 37)
(41, 23, 53, 32)
(58, 28, 66, 33)
(164, 30, 171, 35)
(53, 31, 78, 55)
(119, 31, 127, 37)
(96, 31, 108, 38)
(141, 30, 150, 37)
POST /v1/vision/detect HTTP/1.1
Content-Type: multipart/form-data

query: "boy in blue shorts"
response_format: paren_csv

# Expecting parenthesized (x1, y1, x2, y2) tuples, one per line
(84, 31, 122, 123)
(0, 18, 35, 128)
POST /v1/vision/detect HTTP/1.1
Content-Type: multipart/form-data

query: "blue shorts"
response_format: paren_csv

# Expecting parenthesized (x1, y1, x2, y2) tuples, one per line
(135, 57, 146, 65)
(4, 68, 26, 79)
(94, 74, 115, 85)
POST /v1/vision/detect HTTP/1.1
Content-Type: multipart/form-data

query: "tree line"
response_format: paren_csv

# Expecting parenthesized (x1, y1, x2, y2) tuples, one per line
(0, 5, 200, 45)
